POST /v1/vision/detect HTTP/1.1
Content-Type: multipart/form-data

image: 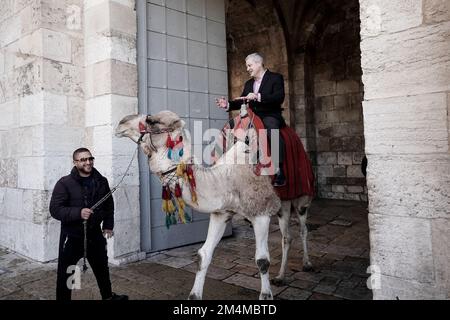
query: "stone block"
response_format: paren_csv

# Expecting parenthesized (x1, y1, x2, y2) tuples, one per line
(317, 165, 333, 178)
(330, 137, 362, 152)
(423, 0, 450, 24)
(347, 186, 364, 193)
(41, 0, 83, 36)
(368, 154, 449, 219)
(0, 14, 21, 48)
(364, 93, 448, 154)
(43, 59, 82, 97)
(86, 94, 137, 127)
(314, 81, 336, 97)
(0, 219, 45, 261)
(338, 152, 353, 165)
(42, 125, 83, 156)
(85, 31, 136, 65)
(361, 22, 450, 99)
(20, 92, 68, 126)
(112, 186, 140, 222)
(0, 159, 17, 188)
(431, 219, 450, 294)
(67, 96, 85, 127)
(337, 80, 360, 94)
(0, 100, 19, 130)
(332, 185, 345, 193)
(374, 274, 447, 300)
(109, 1, 136, 36)
(347, 165, 365, 178)
(18, 157, 45, 190)
(317, 152, 337, 165)
(42, 29, 72, 63)
(333, 165, 346, 177)
(108, 217, 141, 259)
(369, 213, 435, 285)
(360, 0, 422, 36)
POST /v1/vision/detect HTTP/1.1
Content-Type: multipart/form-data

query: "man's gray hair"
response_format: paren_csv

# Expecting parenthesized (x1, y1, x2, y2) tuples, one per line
(245, 53, 264, 65)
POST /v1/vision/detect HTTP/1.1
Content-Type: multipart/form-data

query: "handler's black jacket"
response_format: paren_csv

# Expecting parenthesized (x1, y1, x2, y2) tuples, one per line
(228, 70, 285, 122)
(49, 167, 114, 239)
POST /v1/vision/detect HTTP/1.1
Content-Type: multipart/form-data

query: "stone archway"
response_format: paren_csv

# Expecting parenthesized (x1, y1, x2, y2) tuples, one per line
(225, 0, 291, 123)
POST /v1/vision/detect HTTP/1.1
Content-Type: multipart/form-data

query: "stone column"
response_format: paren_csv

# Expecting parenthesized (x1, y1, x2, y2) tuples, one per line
(0, 0, 85, 261)
(360, 0, 449, 299)
(84, 0, 143, 264)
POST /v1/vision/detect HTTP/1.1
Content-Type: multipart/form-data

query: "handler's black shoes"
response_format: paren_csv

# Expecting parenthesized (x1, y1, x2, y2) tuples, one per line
(104, 292, 129, 300)
(272, 170, 286, 187)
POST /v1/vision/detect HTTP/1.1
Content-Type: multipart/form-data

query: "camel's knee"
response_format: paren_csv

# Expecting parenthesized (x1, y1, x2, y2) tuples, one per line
(283, 235, 292, 246)
(256, 258, 270, 275)
(298, 206, 308, 216)
(188, 293, 201, 300)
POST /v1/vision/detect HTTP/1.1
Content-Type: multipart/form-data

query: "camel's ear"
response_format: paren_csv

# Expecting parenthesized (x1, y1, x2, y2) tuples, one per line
(169, 119, 185, 130)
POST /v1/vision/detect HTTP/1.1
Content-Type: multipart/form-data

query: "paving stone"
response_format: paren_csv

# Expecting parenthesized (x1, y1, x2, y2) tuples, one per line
(277, 287, 312, 300)
(155, 256, 194, 269)
(290, 279, 316, 291)
(309, 292, 344, 300)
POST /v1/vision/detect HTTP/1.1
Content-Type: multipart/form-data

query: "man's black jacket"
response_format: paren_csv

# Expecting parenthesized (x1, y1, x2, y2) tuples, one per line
(229, 70, 285, 121)
(49, 167, 114, 239)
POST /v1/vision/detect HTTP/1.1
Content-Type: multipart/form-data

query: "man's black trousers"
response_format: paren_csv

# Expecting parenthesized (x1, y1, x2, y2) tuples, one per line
(56, 231, 112, 300)
(261, 116, 286, 166)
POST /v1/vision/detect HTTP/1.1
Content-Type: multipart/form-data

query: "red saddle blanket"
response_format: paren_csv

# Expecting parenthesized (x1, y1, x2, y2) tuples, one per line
(276, 126, 315, 200)
(212, 109, 315, 200)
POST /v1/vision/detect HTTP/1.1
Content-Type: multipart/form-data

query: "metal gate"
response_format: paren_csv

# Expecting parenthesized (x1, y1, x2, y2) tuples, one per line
(137, 0, 231, 252)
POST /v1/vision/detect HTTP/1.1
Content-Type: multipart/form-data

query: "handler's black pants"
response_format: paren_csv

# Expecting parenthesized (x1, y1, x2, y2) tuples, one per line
(56, 232, 112, 300)
(261, 116, 285, 166)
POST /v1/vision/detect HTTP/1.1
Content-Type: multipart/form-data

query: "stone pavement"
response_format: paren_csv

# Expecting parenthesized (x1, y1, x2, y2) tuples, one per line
(0, 199, 372, 300)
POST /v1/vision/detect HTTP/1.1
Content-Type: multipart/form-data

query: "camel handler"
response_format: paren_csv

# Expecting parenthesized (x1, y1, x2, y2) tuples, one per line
(49, 148, 128, 301)
(215, 52, 287, 186)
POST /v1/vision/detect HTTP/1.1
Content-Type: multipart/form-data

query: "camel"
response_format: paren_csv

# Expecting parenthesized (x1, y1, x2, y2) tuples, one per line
(115, 111, 313, 300)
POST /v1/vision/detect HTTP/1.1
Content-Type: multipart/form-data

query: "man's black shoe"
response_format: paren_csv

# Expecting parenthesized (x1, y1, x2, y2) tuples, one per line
(104, 292, 129, 300)
(272, 170, 286, 187)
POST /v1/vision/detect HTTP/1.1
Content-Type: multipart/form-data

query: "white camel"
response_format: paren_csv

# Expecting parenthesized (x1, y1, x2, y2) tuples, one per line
(115, 111, 313, 300)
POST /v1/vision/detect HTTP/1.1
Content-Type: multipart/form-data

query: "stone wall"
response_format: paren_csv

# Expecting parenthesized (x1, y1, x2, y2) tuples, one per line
(0, 0, 85, 261)
(290, 0, 367, 201)
(360, 0, 449, 299)
(309, 0, 366, 201)
(0, 0, 142, 264)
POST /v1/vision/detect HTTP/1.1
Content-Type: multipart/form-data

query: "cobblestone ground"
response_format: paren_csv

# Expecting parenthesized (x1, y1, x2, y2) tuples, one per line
(0, 199, 372, 300)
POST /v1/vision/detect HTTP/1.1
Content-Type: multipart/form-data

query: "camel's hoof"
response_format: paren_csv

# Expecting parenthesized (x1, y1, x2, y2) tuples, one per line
(188, 293, 201, 300)
(271, 277, 285, 287)
(259, 292, 273, 300)
(302, 263, 313, 272)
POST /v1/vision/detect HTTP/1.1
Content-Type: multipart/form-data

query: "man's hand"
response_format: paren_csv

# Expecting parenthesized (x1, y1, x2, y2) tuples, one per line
(103, 229, 114, 239)
(236, 93, 258, 101)
(215, 96, 228, 109)
(81, 208, 93, 220)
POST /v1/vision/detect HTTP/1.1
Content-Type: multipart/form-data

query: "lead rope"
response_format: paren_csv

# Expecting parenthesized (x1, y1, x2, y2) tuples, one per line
(82, 146, 139, 273)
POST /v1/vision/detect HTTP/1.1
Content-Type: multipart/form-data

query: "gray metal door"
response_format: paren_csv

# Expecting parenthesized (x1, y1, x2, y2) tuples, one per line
(137, 0, 231, 252)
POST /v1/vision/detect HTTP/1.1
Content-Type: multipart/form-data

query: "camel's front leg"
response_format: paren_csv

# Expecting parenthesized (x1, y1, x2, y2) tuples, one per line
(188, 212, 231, 300)
(251, 215, 273, 300)
(272, 201, 291, 286)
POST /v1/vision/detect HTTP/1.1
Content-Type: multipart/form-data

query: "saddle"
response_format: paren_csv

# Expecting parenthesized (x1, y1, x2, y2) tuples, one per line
(212, 107, 315, 200)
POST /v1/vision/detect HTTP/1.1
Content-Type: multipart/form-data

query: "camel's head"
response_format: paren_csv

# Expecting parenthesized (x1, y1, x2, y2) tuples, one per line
(115, 111, 186, 157)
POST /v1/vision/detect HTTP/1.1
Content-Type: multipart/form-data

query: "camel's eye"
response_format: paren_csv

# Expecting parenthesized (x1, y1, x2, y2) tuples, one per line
(146, 118, 160, 125)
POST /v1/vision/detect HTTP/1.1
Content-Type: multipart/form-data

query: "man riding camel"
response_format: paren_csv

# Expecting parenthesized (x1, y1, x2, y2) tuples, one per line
(215, 52, 287, 186)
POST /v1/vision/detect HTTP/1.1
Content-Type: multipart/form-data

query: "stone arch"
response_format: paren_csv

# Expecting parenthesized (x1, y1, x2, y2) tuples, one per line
(225, 0, 291, 123)
(290, 0, 367, 201)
